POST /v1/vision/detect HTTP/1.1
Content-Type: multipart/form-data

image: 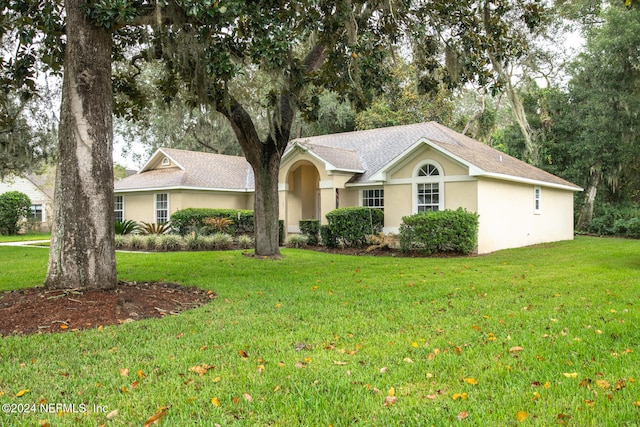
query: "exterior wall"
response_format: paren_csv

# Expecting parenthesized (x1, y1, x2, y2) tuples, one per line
(377, 144, 475, 232)
(476, 178, 575, 254)
(0, 176, 53, 231)
(116, 190, 253, 224)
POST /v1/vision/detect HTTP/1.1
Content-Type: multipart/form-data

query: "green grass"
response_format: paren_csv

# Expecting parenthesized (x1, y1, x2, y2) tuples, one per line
(0, 236, 639, 426)
(0, 232, 50, 243)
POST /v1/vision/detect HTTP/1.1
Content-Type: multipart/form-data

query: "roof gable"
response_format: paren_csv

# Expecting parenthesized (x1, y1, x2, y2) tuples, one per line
(286, 122, 582, 191)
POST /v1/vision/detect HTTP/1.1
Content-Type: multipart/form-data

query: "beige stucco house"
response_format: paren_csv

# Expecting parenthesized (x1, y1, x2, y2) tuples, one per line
(115, 122, 582, 253)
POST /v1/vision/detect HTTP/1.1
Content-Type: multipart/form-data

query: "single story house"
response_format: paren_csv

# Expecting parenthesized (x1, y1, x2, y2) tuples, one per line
(0, 167, 56, 232)
(114, 122, 582, 253)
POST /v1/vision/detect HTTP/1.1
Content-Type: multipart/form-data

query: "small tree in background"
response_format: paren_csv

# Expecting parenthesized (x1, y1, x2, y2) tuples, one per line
(0, 191, 31, 235)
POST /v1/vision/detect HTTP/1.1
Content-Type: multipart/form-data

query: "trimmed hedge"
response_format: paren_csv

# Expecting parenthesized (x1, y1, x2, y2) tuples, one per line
(171, 208, 254, 235)
(299, 219, 320, 245)
(324, 207, 384, 247)
(399, 208, 479, 255)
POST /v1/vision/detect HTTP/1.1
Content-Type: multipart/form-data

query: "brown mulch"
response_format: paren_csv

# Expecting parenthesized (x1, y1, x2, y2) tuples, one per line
(0, 281, 215, 336)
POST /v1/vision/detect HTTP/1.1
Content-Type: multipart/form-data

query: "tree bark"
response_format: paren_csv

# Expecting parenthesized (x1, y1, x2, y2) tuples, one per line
(217, 97, 285, 257)
(44, 0, 116, 289)
(576, 167, 600, 232)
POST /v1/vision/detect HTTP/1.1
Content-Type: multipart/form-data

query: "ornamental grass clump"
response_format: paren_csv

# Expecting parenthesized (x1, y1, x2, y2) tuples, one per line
(285, 234, 309, 248)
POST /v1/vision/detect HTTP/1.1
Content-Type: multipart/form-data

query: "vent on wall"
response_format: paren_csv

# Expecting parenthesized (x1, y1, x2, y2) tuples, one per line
(161, 157, 170, 166)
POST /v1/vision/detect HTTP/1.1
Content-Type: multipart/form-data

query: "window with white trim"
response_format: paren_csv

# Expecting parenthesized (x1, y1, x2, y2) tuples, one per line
(414, 162, 443, 213)
(114, 195, 124, 223)
(533, 186, 541, 214)
(417, 183, 440, 212)
(362, 188, 384, 210)
(30, 204, 43, 222)
(155, 193, 169, 224)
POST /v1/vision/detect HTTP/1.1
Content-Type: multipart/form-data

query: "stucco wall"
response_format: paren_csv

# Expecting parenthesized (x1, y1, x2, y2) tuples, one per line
(117, 190, 253, 224)
(476, 179, 574, 254)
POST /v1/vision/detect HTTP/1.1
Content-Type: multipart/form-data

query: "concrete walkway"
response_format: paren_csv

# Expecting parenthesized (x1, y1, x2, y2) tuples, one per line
(0, 240, 50, 247)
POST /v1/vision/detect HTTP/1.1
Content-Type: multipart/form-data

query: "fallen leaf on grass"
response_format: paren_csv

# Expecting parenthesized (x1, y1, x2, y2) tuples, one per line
(189, 364, 214, 376)
(457, 411, 469, 420)
(633, 400, 640, 407)
(563, 372, 578, 378)
(516, 411, 529, 422)
(143, 406, 170, 427)
(425, 394, 438, 401)
(333, 361, 348, 365)
(238, 350, 249, 358)
(243, 393, 253, 402)
(37, 421, 50, 427)
(211, 397, 220, 407)
(463, 377, 478, 385)
(383, 396, 397, 406)
(452, 393, 467, 400)
(106, 409, 118, 419)
(16, 389, 30, 397)
(509, 346, 524, 354)
(596, 380, 610, 389)
(119, 368, 129, 377)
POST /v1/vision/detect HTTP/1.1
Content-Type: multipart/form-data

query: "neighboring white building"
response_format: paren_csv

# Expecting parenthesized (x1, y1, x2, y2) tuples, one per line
(0, 167, 55, 232)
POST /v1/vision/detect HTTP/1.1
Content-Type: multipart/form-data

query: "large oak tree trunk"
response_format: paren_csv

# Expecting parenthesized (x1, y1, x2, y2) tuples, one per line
(218, 98, 285, 257)
(44, 0, 116, 289)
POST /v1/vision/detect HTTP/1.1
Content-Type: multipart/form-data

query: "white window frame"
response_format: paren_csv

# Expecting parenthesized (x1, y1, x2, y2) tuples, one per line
(155, 193, 169, 224)
(362, 188, 384, 210)
(114, 195, 124, 223)
(533, 186, 541, 214)
(412, 161, 444, 213)
(30, 204, 44, 222)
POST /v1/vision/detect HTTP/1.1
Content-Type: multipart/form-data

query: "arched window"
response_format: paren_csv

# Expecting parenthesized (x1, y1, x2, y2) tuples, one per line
(414, 162, 443, 213)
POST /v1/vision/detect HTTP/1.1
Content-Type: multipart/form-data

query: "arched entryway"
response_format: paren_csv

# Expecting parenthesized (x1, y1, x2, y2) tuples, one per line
(284, 160, 320, 233)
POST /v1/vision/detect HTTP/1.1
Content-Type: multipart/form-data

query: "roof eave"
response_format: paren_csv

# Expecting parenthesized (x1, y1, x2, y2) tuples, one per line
(114, 185, 255, 193)
(474, 172, 583, 192)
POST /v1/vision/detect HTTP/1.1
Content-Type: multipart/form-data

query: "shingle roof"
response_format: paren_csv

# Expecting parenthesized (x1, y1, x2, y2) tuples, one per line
(115, 123, 581, 193)
(286, 122, 582, 190)
(114, 148, 254, 192)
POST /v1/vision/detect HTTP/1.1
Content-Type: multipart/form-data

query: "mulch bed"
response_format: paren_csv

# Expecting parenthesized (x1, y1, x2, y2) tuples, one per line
(0, 281, 215, 336)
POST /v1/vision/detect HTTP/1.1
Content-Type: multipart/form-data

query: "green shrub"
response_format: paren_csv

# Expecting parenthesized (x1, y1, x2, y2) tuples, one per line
(0, 191, 31, 235)
(324, 207, 384, 247)
(114, 219, 139, 235)
(320, 225, 337, 248)
(171, 208, 254, 235)
(399, 208, 479, 255)
(299, 220, 320, 245)
(286, 234, 309, 248)
(587, 203, 640, 237)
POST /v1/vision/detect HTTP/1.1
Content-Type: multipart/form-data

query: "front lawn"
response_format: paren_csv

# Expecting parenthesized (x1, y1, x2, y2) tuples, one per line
(0, 232, 50, 243)
(0, 236, 639, 426)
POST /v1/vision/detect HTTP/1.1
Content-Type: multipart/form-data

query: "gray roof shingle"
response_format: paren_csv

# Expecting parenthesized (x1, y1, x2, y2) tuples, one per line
(287, 122, 581, 190)
(114, 148, 254, 192)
